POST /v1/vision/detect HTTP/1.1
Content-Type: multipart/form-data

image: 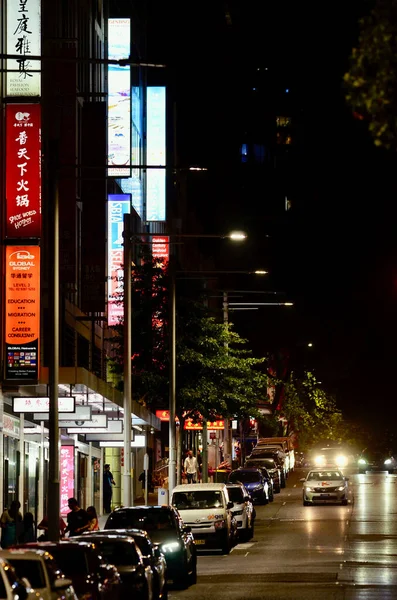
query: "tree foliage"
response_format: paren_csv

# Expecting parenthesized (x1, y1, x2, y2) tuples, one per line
(344, 0, 397, 150)
(108, 258, 269, 423)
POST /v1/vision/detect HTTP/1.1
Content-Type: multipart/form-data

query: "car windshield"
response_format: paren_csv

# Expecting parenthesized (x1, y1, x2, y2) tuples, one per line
(307, 471, 342, 481)
(173, 491, 224, 510)
(49, 547, 89, 576)
(93, 540, 140, 566)
(227, 487, 244, 503)
(8, 560, 46, 589)
(106, 508, 174, 531)
(229, 471, 260, 484)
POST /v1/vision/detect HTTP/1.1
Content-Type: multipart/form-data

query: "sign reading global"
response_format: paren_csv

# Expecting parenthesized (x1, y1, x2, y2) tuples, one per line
(5, 245, 40, 381)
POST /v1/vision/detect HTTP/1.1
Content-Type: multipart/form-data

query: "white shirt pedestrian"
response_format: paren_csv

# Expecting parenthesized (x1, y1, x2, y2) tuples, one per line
(184, 452, 198, 483)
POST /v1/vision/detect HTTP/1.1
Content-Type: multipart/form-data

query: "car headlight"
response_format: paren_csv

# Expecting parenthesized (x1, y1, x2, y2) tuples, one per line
(161, 541, 181, 553)
(384, 459, 392, 465)
(305, 486, 314, 492)
(253, 484, 262, 491)
(358, 458, 366, 465)
(214, 520, 226, 530)
(336, 455, 348, 467)
(314, 455, 325, 466)
(338, 486, 345, 491)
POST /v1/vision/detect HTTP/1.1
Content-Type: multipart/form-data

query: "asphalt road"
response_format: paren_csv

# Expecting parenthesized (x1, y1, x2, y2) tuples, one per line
(170, 468, 397, 599)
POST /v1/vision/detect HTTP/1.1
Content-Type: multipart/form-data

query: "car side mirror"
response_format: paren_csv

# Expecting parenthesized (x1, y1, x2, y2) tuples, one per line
(183, 525, 192, 533)
(53, 578, 74, 590)
(227, 501, 234, 509)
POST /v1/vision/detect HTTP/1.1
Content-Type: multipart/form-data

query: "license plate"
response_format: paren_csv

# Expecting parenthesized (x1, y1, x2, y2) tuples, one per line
(195, 539, 205, 545)
(320, 494, 330, 497)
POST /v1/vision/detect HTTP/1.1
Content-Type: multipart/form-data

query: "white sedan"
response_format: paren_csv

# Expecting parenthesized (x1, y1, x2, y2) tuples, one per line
(301, 468, 351, 506)
(226, 483, 256, 541)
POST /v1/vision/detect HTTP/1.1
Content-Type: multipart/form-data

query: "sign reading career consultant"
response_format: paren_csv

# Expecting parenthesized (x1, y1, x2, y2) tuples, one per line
(5, 245, 40, 381)
(6, 0, 41, 97)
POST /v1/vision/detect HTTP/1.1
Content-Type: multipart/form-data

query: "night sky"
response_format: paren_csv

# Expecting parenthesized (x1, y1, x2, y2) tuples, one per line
(144, 1, 397, 431)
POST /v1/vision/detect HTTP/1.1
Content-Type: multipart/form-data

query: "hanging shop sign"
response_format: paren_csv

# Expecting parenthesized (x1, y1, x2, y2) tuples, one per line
(107, 194, 130, 325)
(5, 104, 41, 237)
(60, 446, 75, 515)
(5, 246, 40, 381)
(13, 396, 75, 413)
(33, 404, 91, 421)
(6, 0, 41, 96)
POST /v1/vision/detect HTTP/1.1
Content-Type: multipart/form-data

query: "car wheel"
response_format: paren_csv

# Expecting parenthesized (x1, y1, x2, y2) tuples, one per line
(221, 532, 231, 554)
(389, 470, 394, 475)
(261, 492, 268, 505)
(341, 499, 348, 506)
(274, 484, 281, 493)
(248, 519, 255, 540)
(160, 583, 169, 600)
(281, 474, 286, 488)
(303, 500, 310, 506)
(269, 487, 274, 502)
(189, 556, 197, 585)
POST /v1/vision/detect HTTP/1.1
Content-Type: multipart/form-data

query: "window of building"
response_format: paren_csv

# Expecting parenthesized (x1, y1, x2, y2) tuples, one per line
(276, 131, 293, 145)
(276, 116, 292, 128)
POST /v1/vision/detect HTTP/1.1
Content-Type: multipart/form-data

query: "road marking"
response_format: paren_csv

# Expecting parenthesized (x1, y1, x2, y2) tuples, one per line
(280, 518, 305, 522)
(245, 552, 249, 557)
(288, 493, 291, 496)
(340, 563, 343, 570)
(293, 484, 296, 488)
(235, 542, 255, 549)
(282, 501, 286, 505)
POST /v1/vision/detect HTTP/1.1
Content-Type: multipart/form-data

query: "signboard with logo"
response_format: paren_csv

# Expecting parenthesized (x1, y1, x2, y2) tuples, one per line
(152, 236, 169, 264)
(5, 104, 41, 238)
(108, 18, 131, 176)
(146, 87, 166, 221)
(6, 0, 41, 96)
(13, 396, 75, 413)
(5, 245, 40, 381)
(155, 411, 224, 430)
(107, 194, 130, 325)
(60, 446, 75, 515)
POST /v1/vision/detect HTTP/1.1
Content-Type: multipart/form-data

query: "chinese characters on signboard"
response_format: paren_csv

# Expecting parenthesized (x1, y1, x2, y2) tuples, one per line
(107, 194, 130, 326)
(5, 246, 40, 381)
(154, 411, 224, 430)
(13, 396, 75, 413)
(108, 19, 131, 176)
(152, 236, 169, 265)
(6, 0, 41, 96)
(60, 446, 74, 515)
(6, 104, 41, 237)
(146, 87, 166, 221)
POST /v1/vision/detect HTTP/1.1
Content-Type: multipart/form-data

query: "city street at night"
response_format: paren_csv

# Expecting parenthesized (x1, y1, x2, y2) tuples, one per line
(171, 470, 397, 600)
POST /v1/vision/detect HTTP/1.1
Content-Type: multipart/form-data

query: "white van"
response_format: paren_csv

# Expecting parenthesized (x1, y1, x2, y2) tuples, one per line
(171, 483, 235, 554)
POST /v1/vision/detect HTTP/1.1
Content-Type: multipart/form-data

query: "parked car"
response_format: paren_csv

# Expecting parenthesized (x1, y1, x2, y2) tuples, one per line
(92, 529, 167, 599)
(0, 555, 44, 600)
(104, 505, 196, 589)
(74, 534, 154, 600)
(358, 449, 397, 474)
(1, 549, 77, 600)
(246, 448, 287, 487)
(244, 457, 281, 493)
(226, 483, 255, 541)
(171, 483, 236, 554)
(13, 541, 121, 600)
(228, 468, 269, 504)
(301, 468, 351, 506)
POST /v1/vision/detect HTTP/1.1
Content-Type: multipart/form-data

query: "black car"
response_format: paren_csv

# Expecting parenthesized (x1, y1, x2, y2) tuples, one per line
(86, 528, 167, 600)
(358, 449, 397, 474)
(74, 534, 154, 600)
(104, 506, 197, 588)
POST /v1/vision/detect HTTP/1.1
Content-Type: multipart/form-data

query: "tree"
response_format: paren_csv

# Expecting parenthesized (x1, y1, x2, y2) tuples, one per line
(344, 0, 397, 150)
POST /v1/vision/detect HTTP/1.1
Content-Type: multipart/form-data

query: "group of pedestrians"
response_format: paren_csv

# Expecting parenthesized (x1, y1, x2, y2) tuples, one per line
(0, 498, 100, 548)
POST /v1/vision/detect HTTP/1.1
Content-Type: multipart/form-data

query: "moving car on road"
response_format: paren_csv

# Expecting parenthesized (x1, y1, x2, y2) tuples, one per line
(301, 468, 350, 506)
(358, 449, 397, 474)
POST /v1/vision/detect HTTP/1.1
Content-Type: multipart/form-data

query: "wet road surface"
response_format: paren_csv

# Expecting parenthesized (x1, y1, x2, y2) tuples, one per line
(170, 469, 397, 599)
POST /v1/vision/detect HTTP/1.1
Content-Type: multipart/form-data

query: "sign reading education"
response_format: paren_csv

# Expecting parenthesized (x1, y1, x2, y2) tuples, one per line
(6, 104, 42, 238)
(5, 245, 40, 381)
(6, 0, 41, 97)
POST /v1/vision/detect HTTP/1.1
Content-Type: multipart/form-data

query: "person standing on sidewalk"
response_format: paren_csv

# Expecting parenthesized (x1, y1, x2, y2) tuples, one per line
(184, 450, 198, 483)
(103, 464, 116, 513)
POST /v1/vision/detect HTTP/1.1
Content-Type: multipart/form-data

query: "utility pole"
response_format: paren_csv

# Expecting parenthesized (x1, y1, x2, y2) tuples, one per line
(168, 253, 177, 493)
(223, 291, 232, 468)
(123, 213, 132, 506)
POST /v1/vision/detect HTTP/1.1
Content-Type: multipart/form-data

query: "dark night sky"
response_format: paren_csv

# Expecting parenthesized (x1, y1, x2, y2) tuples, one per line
(144, 1, 397, 430)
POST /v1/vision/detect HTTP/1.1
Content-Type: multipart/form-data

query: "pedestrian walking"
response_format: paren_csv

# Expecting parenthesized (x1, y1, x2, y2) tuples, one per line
(103, 464, 116, 513)
(0, 501, 22, 548)
(64, 498, 89, 537)
(184, 450, 198, 484)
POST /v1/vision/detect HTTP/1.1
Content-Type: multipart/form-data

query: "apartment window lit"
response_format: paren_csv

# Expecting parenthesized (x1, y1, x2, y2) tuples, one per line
(277, 131, 293, 145)
(276, 116, 292, 127)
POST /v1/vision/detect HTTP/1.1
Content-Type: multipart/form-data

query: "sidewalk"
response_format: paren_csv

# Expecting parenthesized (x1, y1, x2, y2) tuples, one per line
(98, 492, 160, 529)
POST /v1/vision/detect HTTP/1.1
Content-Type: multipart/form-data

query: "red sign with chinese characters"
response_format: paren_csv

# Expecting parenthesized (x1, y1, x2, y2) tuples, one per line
(152, 236, 169, 264)
(155, 411, 224, 430)
(6, 104, 41, 238)
(60, 446, 75, 515)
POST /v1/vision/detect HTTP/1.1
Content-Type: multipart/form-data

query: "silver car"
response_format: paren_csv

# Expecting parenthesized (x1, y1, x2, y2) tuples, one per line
(301, 468, 350, 506)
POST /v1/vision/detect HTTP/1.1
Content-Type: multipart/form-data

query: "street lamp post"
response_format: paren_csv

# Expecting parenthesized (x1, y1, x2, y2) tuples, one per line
(122, 213, 133, 507)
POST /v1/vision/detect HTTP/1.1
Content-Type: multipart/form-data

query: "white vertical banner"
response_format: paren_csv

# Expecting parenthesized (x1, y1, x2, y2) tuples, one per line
(6, 0, 41, 96)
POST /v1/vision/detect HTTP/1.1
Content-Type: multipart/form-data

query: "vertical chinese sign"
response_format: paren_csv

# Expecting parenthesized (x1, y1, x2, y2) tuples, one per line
(6, 0, 41, 97)
(5, 104, 41, 237)
(60, 446, 75, 515)
(107, 194, 130, 326)
(5, 245, 40, 380)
